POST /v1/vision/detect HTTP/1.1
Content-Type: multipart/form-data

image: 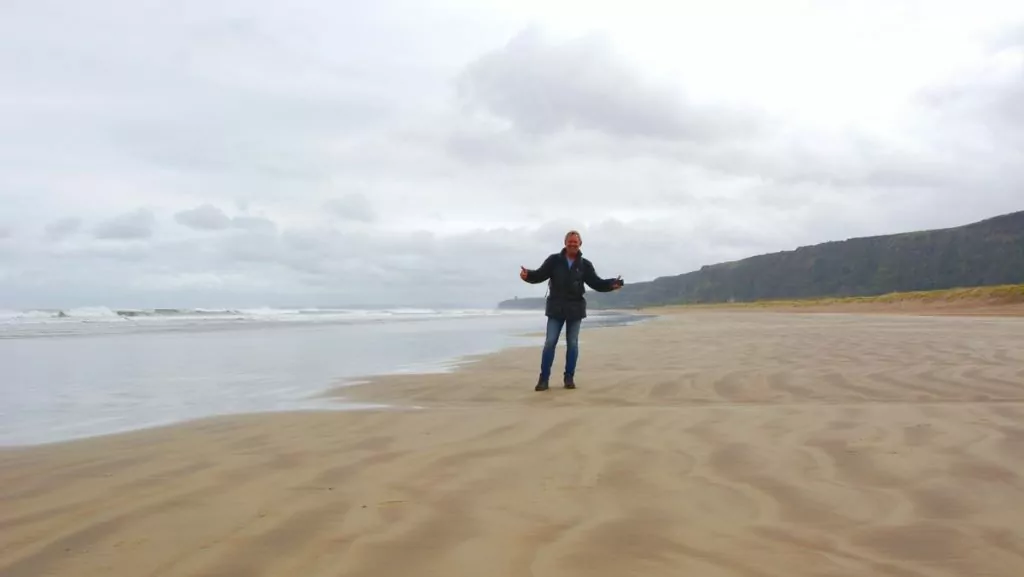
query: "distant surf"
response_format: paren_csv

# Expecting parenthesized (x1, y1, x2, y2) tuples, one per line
(0, 306, 541, 338)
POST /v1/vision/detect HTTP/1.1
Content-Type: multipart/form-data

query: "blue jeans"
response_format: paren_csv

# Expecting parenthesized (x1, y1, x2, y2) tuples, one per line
(540, 316, 581, 380)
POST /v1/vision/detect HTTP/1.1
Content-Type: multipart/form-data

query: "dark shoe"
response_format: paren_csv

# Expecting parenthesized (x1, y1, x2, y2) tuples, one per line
(535, 377, 549, 391)
(563, 375, 576, 389)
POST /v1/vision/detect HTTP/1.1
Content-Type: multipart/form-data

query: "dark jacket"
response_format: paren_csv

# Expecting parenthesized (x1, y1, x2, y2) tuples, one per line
(522, 249, 622, 320)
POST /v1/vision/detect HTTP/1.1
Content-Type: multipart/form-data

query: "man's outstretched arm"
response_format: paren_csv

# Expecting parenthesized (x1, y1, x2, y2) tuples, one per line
(521, 256, 554, 284)
(584, 263, 623, 292)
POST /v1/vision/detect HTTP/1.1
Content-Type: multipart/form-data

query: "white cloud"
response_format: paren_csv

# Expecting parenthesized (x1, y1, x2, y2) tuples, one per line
(1, 0, 1023, 309)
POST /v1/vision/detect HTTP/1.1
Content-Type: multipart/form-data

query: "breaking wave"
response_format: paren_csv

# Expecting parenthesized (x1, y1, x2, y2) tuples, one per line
(0, 306, 535, 332)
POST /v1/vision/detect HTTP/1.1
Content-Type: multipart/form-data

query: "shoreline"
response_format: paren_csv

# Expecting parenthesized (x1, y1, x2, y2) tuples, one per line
(0, 310, 652, 451)
(3, 306, 1024, 576)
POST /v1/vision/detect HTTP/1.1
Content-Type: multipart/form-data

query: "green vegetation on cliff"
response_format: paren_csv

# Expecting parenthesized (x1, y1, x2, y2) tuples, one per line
(498, 210, 1024, 310)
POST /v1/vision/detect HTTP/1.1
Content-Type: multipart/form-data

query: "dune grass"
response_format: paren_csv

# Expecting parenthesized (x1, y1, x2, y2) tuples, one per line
(672, 284, 1024, 309)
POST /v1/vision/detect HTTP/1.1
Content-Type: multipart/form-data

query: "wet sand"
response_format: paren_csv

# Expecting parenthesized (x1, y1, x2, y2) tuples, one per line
(3, 310, 1024, 576)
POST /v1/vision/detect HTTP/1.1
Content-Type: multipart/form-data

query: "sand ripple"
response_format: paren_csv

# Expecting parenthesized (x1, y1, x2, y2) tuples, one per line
(2, 311, 1024, 576)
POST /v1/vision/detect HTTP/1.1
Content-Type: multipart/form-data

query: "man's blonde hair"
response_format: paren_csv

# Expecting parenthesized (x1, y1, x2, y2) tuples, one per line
(564, 230, 582, 243)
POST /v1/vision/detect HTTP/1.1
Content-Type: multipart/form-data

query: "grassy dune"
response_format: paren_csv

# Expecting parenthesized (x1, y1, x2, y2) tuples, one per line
(747, 284, 1024, 306)
(650, 284, 1024, 314)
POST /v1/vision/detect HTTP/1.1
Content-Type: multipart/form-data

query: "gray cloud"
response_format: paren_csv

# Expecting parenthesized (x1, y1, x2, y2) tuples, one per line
(231, 215, 277, 233)
(898, 34, 1024, 220)
(175, 204, 231, 231)
(94, 208, 156, 240)
(444, 27, 968, 198)
(916, 52, 1024, 149)
(324, 193, 376, 222)
(990, 22, 1024, 52)
(44, 217, 82, 240)
(444, 125, 539, 166)
(455, 27, 759, 142)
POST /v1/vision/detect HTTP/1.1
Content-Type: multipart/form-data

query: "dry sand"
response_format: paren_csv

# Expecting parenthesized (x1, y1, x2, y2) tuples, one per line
(3, 309, 1024, 576)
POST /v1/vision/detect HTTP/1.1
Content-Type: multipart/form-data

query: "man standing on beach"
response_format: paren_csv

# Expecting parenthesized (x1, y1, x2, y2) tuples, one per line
(519, 230, 624, 391)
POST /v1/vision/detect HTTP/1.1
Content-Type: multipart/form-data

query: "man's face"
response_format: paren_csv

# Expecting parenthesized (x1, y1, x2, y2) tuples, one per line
(565, 234, 580, 255)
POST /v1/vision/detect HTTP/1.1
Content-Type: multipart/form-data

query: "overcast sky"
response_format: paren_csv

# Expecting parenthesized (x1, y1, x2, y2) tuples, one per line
(2, 0, 1023, 309)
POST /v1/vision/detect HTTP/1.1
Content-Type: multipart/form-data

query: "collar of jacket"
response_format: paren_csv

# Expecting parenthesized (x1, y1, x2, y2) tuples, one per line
(559, 247, 583, 261)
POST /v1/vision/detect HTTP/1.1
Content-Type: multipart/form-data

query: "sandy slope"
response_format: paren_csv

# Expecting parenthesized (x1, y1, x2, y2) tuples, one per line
(3, 311, 1024, 576)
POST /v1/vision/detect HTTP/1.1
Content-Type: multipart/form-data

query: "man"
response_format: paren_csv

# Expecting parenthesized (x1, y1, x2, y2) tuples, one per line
(519, 230, 624, 391)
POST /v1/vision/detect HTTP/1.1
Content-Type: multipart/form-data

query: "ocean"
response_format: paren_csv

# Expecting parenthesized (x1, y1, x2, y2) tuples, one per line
(0, 306, 645, 447)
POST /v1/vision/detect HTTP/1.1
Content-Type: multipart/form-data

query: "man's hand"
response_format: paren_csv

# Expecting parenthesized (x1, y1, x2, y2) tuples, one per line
(520, 266, 529, 281)
(612, 275, 624, 290)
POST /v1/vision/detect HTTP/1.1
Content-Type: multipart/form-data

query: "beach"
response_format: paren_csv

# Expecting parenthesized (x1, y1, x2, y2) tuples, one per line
(3, 308, 1024, 576)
